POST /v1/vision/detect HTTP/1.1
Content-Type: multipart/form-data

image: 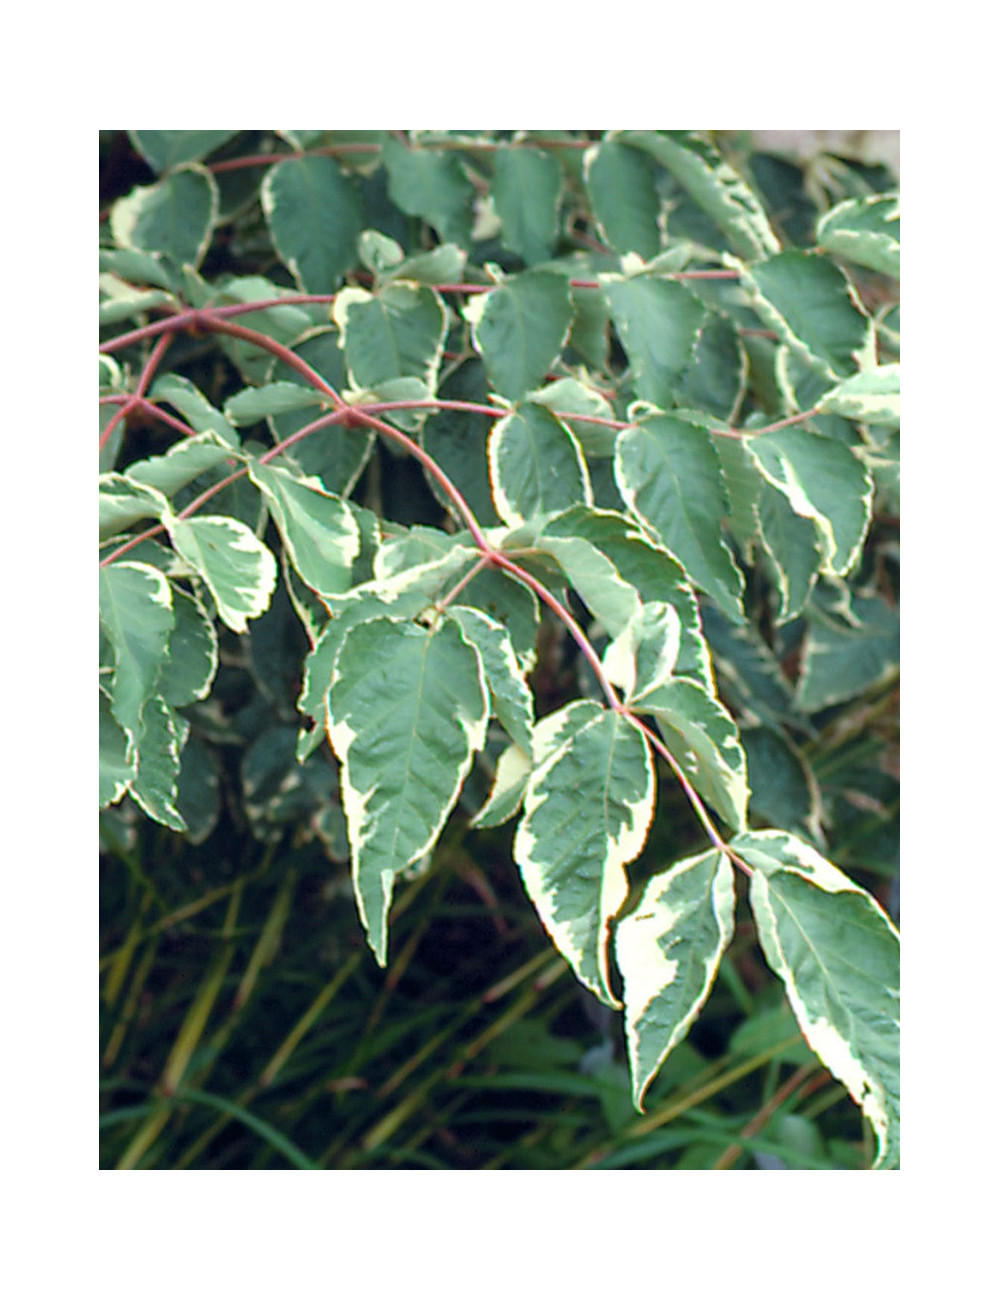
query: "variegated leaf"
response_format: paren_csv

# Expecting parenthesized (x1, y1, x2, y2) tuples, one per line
(514, 702, 655, 1007)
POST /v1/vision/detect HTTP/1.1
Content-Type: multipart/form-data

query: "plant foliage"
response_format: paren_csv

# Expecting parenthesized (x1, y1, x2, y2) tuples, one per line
(100, 129, 899, 1170)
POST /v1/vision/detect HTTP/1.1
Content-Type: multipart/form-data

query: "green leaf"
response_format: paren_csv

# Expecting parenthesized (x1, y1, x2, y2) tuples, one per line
(734, 251, 874, 380)
(528, 377, 617, 458)
(247, 461, 360, 600)
(128, 694, 188, 832)
(584, 140, 662, 260)
(266, 328, 373, 496)
(536, 506, 714, 691)
(817, 194, 900, 278)
(148, 374, 239, 445)
(514, 703, 655, 1007)
(262, 155, 363, 293)
(326, 616, 490, 965)
(99, 687, 135, 808)
(224, 382, 326, 426)
(159, 583, 219, 708)
(623, 131, 781, 260)
(296, 590, 431, 757)
(383, 139, 475, 245)
(816, 364, 900, 429)
(488, 403, 591, 526)
(126, 431, 239, 499)
(334, 283, 446, 392)
(421, 360, 501, 526)
(129, 130, 240, 173)
(615, 414, 746, 622)
(99, 474, 171, 541)
(471, 742, 532, 830)
(445, 606, 535, 753)
(616, 849, 735, 1108)
(98, 561, 176, 756)
(466, 270, 572, 400)
(743, 726, 823, 844)
(737, 829, 900, 1169)
(98, 275, 177, 325)
(601, 273, 706, 408)
(747, 426, 873, 576)
(206, 276, 316, 386)
(167, 516, 277, 634)
(602, 601, 682, 702)
(757, 478, 823, 624)
(632, 677, 749, 832)
(796, 592, 899, 713)
(676, 312, 747, 423)
(110, 165, 218, 268)
(491, 147, 563, 264)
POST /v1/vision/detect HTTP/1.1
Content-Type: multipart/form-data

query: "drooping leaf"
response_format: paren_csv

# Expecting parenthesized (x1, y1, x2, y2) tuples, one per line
(514, 702, 655, 1007)
(616, 849, 735, 1108)
(602, 601, 682, 702)
(325, 616, 490, 965)
(129, 130, 241, 174)
(247, 460, 360, 600)
(536, 506, 714, 692)
(167, 515, 277, 634)
(488, 403, 591, 525)
(466, 270, 572, 400)
(737, 829, 900, 1169)
(757, 477, 823, 623)
(796, 592, 899, 713)
(128, 693, 189, 832)
(742, 726, 824, 845)
(623, 130, 781, 261)
(471, 742, 532, 830)
(632, 676, 749, 832)
(817, 193, 900, 278)
(676, 312, 747, 423)
(99, 687, 135, 809)
(747, 426, 873, 576)
(98, 561, 176, 755)
(110, 165, 218, 268)
(262, 155, 363, 293)
(491, 146, 563, 264)
(601, 273, 706, 409)
(159, 583, 219, 708)
(584, 139, 662, 260)
(445, 606, 535, 753)
(615, 414, 746, 622)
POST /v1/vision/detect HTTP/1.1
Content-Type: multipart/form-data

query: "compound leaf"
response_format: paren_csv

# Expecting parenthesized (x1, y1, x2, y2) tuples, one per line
(445, 606, 535, 753)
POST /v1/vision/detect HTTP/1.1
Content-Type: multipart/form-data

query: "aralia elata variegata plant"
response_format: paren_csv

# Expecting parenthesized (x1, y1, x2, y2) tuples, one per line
(100, 130, 900, 1168)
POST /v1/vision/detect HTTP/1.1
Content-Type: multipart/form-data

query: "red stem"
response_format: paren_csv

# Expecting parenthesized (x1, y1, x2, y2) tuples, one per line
(99, 332, 173, 451)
